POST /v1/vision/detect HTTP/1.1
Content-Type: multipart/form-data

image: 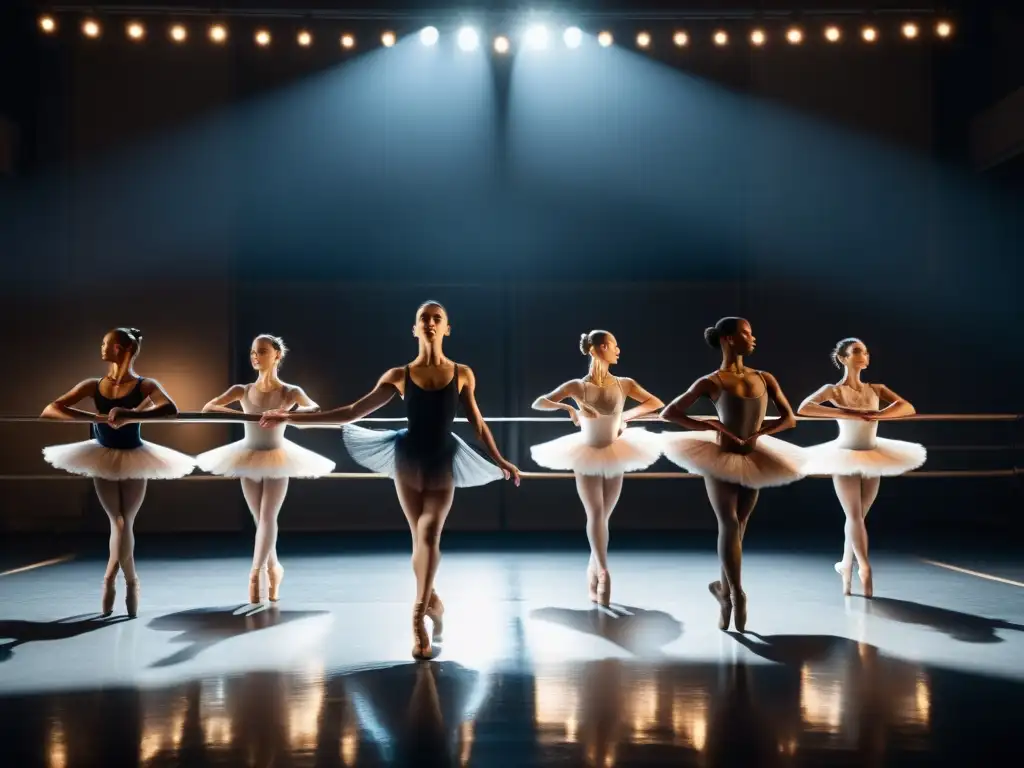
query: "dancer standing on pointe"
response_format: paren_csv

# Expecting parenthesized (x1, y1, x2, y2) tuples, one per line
(797, 338, 923, 598)
(40, 328, 194, 617)
(660, 317, 803, 632)
(530, 330, 664, 606)
(196, 334, 335, 603)
(260, 301, 520, 658)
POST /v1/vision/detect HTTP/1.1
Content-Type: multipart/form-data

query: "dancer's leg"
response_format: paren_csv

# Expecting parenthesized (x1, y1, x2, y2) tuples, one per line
(833, 475, 871, 597)
(93, 479, 123, 582)
(252, 478, 288, 571)
(705, 477, 747, 631)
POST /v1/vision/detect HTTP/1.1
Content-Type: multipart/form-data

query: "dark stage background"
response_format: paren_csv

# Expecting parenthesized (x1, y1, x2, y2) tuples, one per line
(0, 3, 1019, 535)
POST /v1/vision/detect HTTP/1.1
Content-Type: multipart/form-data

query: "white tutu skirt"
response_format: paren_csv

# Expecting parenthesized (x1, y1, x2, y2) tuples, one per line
(530, 428, 662, 477)
(42, 440, 196, 481)
(342, 424, 504, 488)
(195, 439, 336, 479)
(662, 432, 806, 489)
(802, 438, 926, 477)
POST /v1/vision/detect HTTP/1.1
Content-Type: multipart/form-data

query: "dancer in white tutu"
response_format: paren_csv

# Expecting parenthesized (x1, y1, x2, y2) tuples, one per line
(40, 327, 193, 617)
(260, 301, 520, 659)
(197, 334, 335, 603)
(530, 330, 664, 605)
(797, 337, 923, 598)
(660, 317, 802, 632)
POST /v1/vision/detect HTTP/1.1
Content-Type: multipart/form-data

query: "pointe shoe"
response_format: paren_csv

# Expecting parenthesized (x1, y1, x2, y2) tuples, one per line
(708, 581, 732, 631)
(859, 567, 873, 599)
(595, 570, 611, 607)
(587, 565, 600, 603)
(412, 602, 432, 660)
(834, 562, 853, 596)
(101, 577, 117, 617)
(426, 590, 445, 641)
(268, 564, 284, 602)
(249, 569, 263, 604)
(733, 590, 748, 633)
(125, 579, 140, 618)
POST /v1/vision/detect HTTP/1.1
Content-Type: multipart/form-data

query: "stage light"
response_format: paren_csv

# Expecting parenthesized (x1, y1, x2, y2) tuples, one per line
(39, 16, 57, 34)
(636, 31, 651, 48)
(170, 24, 187, 43)
(297, 30, 312, 47)
(936, 21, 953, 38)
(525, 25, 549, 50)
(493, 35, 510, 54)
(825, 26, 841, 42)
(750, 29, 766, 46)
(126, 22, 145, 41)
(902, 22, 919, 39)
(420, 26, 439, 46)
(713, 30, 728, 46)
(457, 27, 479, 51)
(82, 19, 100, 39)
(787, 27, 804, 44)
(597, 31, 613, 47)
(255, 29, 271, 47)
(563, 26, 582, 48)
(340, 34, 355, 49)
(209, 24, 227, 43)
(673, 31, 689, 47)
(381, 31, 396, 48)
(861, 26, 877, 43)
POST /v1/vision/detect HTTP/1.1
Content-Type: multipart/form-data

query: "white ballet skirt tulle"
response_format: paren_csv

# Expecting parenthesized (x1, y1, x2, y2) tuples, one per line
(342, 424, 504, 488)
(802, 420, 926, 477)
(530, 415, 662, 477)
(661, 431, 806, 489)
(195, 439, 335, 479)
(42, 440, 196, 481)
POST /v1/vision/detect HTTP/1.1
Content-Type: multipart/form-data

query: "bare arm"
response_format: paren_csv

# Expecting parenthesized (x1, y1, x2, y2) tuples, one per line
(620, 378, 665, 422)
(660, 376, 740, 441)
(284, 385, 322, 414)
(124, 379, 180, 421)
(872, 383, 916, 420)
(531, 379, 585, 414)
(40, 379, 100, 421)
(752, 371, 797, 438)
(797, 384, 861, 420)
(201, 385, 247, 414)
(459, 366, 520, 484)
(261, 369, 403, 426)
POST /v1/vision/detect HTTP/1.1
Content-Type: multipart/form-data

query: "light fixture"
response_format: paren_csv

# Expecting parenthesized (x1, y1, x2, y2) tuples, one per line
(493, 35, 510, 54)
(209, 24, 227, 44)
(82, 19, 101, 39)
(126, 22, 145, 41)
(255, 29, 271, 47)
(636, 31, 651, 48)
(170, 24, 187, 43)
(340, 33, 355, 49)
(597, 31, 613, 47)
(750, 29, 766, 47)
(381, 31, 396, 47)
(787, 27, 804, 44)
(902, 22, 919, 39)
(861, 26, 878, 43)
(563, 27, 582, 49)
(39, 15, 57, 34)
(525, 24, 549, 50)
(457, 27, 479, 51)
(936, 21, 953, 38)
(713, 30, 728, 46)
(297, 30, 312, 47)
(824, 25, 841, 43)
(673, 31, 689, 47)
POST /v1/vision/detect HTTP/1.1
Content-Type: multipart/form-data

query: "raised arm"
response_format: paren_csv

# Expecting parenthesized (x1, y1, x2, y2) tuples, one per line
(41, 379, 100, 421)
(260, 369, 402, 426)
(752, 371, 797, 438)
(619, 378, 665, 423)
(796, 384, 858, 419)
(201, 384, 247, 414)
(871, 383, 916, 420)
(459, 366, 520, 484)
(283, 385, 322, 414)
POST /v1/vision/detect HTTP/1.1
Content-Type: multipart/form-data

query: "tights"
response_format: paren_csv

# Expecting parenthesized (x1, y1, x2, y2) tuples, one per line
(574, 474, 624, 574)
(241, 478, 289, 571)
(704, 477, 760, 600)
(832, 475, 881, 574)
(395, 478, 455, 607)
(93, 478, 147, 583)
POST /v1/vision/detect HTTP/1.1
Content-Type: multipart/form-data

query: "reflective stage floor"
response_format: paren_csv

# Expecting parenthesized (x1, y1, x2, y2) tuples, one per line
(1, 534, 1022, 766)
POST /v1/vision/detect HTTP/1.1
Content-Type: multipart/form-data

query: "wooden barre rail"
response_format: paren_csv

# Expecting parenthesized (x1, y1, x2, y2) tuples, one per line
(0, 413, 1020, 424)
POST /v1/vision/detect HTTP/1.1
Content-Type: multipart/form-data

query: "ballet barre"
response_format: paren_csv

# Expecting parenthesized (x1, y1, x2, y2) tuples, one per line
(0, 413, 1020, 424)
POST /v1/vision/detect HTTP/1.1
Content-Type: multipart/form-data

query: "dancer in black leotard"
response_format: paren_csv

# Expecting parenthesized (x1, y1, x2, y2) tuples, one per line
(261, 301, 519, 658)
(40, 328, 194, 617)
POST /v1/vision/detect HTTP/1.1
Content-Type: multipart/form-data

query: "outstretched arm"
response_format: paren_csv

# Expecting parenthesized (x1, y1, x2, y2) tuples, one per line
(660, 376, 741, 442)
(751, 371, 797, 438)
(41, 379, 100, 421)
(620, 378, 665, 422)
(260, 369, 402, 426)
(459, 366, 520, 485)
(201, 385, 246, 414)
(871, 383, 916, 420)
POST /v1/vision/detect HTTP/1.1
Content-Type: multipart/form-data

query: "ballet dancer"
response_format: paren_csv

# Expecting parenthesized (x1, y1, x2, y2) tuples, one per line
(797, 337, 923, 597)
(196, 334, 335, 603)
(260, 301, 520, 658)
(660, 317, 803, 632)
(40, 328, 194, 617)
(530, 330, 664, 605)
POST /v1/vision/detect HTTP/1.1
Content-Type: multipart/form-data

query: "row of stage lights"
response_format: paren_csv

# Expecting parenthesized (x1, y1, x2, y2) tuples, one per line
(38, 15, 955, 51)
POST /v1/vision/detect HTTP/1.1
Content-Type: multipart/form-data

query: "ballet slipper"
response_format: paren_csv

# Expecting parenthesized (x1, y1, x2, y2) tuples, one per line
(125, 579, 140, 618)
(859, 567, 873, 599)
(101, 576, 116, 617)
(268, 564, 284, 602)
(708, 581, 732, 631)
(412, 602, 432, 660)
(595, 570, 611, 607)
(426, 590, 444, 641)
(249, 568, 263, 604)
(834, 562, 853, 596)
